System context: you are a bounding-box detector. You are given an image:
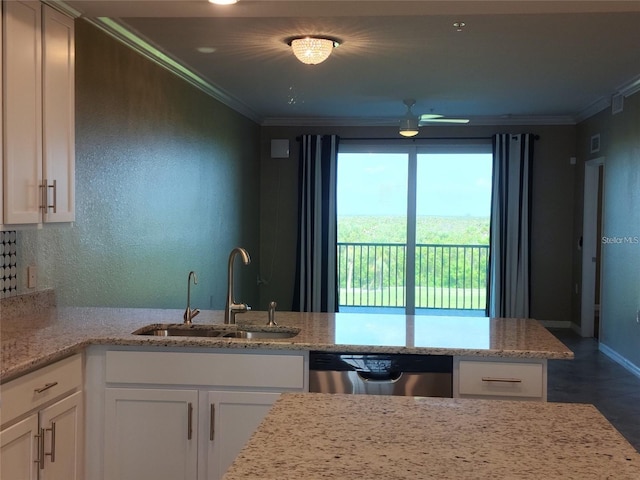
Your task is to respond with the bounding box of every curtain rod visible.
[296,135,540,142]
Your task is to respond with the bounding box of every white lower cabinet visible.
[453,356,547,401]
[205,391,280,480]
[1,414,39,479]
[104,388,198,480]
[98,349,307,480]
[0,354,84,480]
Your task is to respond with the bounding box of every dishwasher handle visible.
[356,371,403,383]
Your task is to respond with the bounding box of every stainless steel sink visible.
[234,327,300,339]
[132,324,300,339]
[132,324,230,337]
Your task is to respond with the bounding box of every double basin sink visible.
[133,323,300,340]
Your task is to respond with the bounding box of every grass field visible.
[339,286,487,310]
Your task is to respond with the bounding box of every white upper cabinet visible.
[3,0,42,225]
[2,1,75,225]
[0,2,3,225]
[42,4,75,223]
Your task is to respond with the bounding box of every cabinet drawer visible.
[106,351,304,389]
[1,354,82,426]
[458,360,543,398]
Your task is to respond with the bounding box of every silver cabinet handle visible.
[40,179,57,213]
[34,382,58,394]
[34,428,45,470]
[45,422,56,462]
[48,179,57,213]
[40,180,48,212]
[187,402,193,440]
[210,404,215,441]
[481,377,522,383]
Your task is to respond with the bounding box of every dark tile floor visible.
[548,329,640,452]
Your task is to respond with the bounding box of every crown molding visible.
[575,74,640,122]
[575,97,611,123]
[82,17,262,124]
[43,1,82,18]
[619,74,640,98]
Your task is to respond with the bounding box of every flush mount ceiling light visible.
[208,0,237,5]
[287,36,340,65]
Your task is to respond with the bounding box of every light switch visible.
[28,265,37,289]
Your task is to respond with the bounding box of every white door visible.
[205,391,280,480]
[39,391,83,480]
[105,388,198,480]
[0,414,39,480]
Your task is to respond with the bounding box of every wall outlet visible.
[27,265,37,289]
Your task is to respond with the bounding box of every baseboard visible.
[539,320,571,329]
[570,323,583,335]
[599,343,640,380]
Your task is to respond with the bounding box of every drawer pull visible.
[210,404,215,441]
[46,422,56,462]
[34,381,59,394]
[481,377,522,383]
[187,402,193,440]
[34,428,45,470]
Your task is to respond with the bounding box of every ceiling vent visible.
[611,93,624,115]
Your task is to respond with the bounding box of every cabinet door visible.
[105,388,198,480]
[0,413,39,480]
[1,3,4,226]
[39,391,83,480]
[205,391,280,480]
[3,0,42,224]
[41,4,75,223]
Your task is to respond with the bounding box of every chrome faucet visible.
[183,271,200,324]
[225,247,251,324]
[267,301,278,326]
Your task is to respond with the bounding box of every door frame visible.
[580,156,604,338]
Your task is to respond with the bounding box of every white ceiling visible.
[64,0,640,126]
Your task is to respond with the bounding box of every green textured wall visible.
[17,20,261,309]
[575,92,640,369]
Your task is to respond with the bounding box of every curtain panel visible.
[488,133,535,318]
[292,134,339,312]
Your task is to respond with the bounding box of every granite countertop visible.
[1,295,573,382]
[223,393,640,480]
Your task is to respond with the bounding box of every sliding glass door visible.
[337,150,409,311]
[337,140,492,315]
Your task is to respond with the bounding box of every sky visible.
[337,153,493,217]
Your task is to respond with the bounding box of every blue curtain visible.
[292,135,339,312]
[488,133,535,317]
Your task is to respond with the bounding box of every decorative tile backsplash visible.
[1,231,18,298]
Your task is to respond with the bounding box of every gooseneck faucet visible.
[225,247,251,324]
[183,271,200,324]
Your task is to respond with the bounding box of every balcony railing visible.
[337,242,489,311]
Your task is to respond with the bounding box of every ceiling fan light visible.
[290,37,337,65]
[399,117,419,137]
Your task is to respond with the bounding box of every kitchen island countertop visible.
[223,393,640,480]
[1,300,572,382]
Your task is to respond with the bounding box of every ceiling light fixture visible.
[208,0,237,5]
[399,100,419,137]
[287,36,340,65]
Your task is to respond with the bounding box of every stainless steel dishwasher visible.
[309,352,452,397]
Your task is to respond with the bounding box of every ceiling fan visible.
[399,99,469,137]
